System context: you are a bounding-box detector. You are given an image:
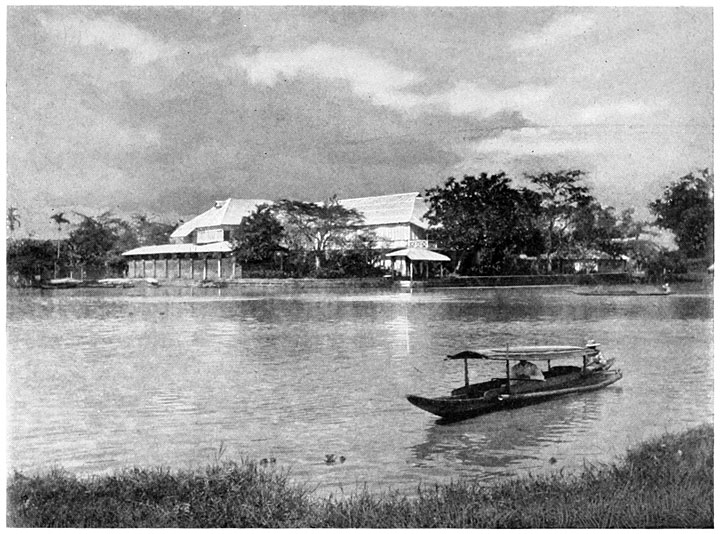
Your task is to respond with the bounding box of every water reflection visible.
[411,390,610,472]
[6,286,712,495]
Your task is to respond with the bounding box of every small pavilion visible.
[385,247,451,281]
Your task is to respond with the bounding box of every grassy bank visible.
[7,424,713,528]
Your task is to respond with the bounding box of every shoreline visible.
[18,270,711,290]
[7,424,713,528]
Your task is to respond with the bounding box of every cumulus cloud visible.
[230,43,556,119]
[511,14,597,50]
[38,13,179,65]
[228,43,423,109]
[428,81,553,117]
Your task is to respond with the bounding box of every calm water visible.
[7,284,713,496]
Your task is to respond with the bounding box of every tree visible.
[7,206,21,237]
[131,214,175,247]
[616,208,646,240]
[67,213,121,278]
[273,196,364,273]
[230,204,285,266]
[569,201,623,256]
[649,169,713,259]
[7,239,56,285]
[424,173,544,275]
[324,231,384,278]
[526,170,594,271]
[50,212,71,277]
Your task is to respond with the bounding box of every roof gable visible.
[170,198,271,238]
[339,192,428,229]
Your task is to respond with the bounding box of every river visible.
[6,284,713,496]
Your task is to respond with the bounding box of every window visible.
[196,228,224,244]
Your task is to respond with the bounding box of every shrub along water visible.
[7,424,713,528]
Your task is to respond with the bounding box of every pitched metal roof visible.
[122,242,233,256]
[385,248,450,261]
[170,198,271,238]
[339,192,429,229]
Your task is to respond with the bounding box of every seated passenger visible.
[510,359,545,383]
[585,351,607,373]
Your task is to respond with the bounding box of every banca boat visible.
[569,284,671,296]
[40,278,135,289]
[407,343,622,421]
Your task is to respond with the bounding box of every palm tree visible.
[7,206,20,238]
[50,211,70,278]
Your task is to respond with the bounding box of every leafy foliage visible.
[50,212,70,228]
[230,204,285,264]
[424,173,543,275]
[616,208,646,240]
[526,170,594,268]
[7,206,21,235]
[273,196,364,272]
[131,214,175,247]
[67,214,120,272]
[322,232,386,278]
[649,169,713,259]
[569,201,623,256]
[7,239,56,283]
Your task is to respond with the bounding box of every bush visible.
[7,239,56,284]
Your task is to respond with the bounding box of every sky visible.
[6,6,714,240]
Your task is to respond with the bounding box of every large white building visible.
[122,193,433,279]
[338,192,430,250]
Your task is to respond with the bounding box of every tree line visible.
[6,168,713,284]
[425,168,711,277]
[6,212,176,284]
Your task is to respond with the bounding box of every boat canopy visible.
[447,345,598,361]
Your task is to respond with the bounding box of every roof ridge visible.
[340,192,420,202]
[219,197,233,223]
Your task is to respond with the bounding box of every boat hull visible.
[407,370,622,421]
[569,289,670,296]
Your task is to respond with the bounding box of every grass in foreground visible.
[7,424,713,528]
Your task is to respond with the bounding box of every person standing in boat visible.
[510,360,545,383]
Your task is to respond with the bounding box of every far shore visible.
[8,270,711,292]
[76,271,715,289]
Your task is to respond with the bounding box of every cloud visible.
[230,43,556,120]
[511,14,597,51]
[428,81,553,117]
[471,126,601,157]
[575,100,660,124]
[228,43,422,109]
[38,13,179,65]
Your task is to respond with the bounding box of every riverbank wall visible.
[127,272,632,289]
[424,272,631,288]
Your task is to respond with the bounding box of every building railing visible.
[372,239,437,250]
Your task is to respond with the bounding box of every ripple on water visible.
[6,286,713,494]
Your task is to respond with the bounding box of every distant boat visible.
[569,284,671,296]
[40,278,134,289]
[406,342,622,421]
[40,277,83,289]
[94,278,135,288]
[197,279,227,288]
